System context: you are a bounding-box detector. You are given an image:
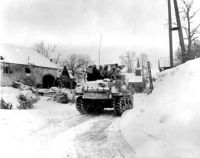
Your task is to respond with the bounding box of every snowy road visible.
[73,111,135,158]
[0,97,135,158]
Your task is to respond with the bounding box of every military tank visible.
[75,66,134,116]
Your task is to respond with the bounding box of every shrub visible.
[53,92,69,103]
[0,98,12,109]
[17,91,40,109]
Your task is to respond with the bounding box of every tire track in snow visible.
[29,114,97,138]
[28,108,135,158]
[73,111,135,158]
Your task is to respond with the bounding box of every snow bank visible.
[1,86,39,109]
[0,97,79,158]
[120,58,200,158]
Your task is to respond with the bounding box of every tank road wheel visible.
[76,96,88,114]
[122,97,127,111]
[113,97,123,116]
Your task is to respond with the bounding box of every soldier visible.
[108,64,116,79]
[115,65,122,79]
[98,65,103,79]
[100,65,108,79]
[92,65,100,80]
[86,65,94,81]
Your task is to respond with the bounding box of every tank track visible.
[113,95,133,116]
[76,96,88,114]
[113,97,123,116]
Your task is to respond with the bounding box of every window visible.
[135,69,142,76]
[25,67,31,74]
[3,66,10,74]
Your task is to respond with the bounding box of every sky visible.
[1,0,200,65]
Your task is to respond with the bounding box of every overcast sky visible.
[1,0,200,65]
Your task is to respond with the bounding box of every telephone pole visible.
[173,0,186,63]
[168,0,173,67]
[167,0,186,66]
[98,33,102,66]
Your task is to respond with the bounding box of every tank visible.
[75,73,134,116]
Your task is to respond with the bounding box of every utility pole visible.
[173,0,186,63]
[98,33,102,66]
[167,0,186,66]
[168,0,173,68]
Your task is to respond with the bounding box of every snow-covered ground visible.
[1,58,200,158]
[0,97,80,158]
[120,58,200,158]
[0,96,135,158]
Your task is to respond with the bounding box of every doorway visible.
[42,74,55,88]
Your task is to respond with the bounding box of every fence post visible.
[147,61,153,93]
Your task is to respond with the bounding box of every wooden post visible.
[158,60,162,72]
[147,61,153,93]
[173,0,186,63]
[168,0,173,68]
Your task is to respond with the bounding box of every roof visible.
[0,43,58,69]
[57,68,75,79]
[123,73,143,83]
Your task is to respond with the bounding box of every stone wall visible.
[1,62,58,87]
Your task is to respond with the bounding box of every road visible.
[72,110,135,158]
[0,97,135,158]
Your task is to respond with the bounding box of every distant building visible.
[124,62,145,93]
[0,44,59,88]
[158,58,171,72]
[56,66,76,89]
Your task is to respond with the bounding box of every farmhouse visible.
[124,66,145,93]
[0,44,59,88]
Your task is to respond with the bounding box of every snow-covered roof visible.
[123,73,143,83]
[0,43,58,69]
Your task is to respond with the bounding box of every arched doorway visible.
[42,74,55,88]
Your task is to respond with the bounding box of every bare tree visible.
[33,41,56,59]
[53,53,61,64]
[180,0,200,59]
[174,46,182,65]
[175,39,200,65]
[192,39,200,58]
[139,53,148,69]
[119,51,136,73]
[138,53,149,79]
[62,53,93,81]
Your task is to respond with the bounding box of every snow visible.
[123,73,143,83]
[1,86,39,109]
[0,43,58,69]
[1,57,200,158]
[120,58,200,158]
[0,96,132,158]
[1,87,21,109]
[0,97,79,158]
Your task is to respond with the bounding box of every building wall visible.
[1,62,58,87]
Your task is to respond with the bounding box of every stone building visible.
[0,44,59,88]
[124,63,145,93]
